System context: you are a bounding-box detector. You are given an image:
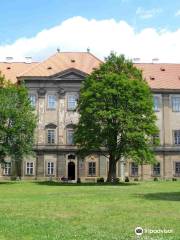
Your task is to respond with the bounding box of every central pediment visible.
[50,68,87,81]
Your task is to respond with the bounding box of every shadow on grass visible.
[137,192,180,201]
[0,181,17,185]
[34,181,139,187]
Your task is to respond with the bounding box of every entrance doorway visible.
[68,162,75,180]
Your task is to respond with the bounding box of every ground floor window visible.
[153,162,160,176]
[88,162,96,176]
[175,162,180,176]
[26,162,34,175]
[131,163,138,176]
[3,162,11,175]
[47,162,54,175]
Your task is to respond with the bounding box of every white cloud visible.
[136,7,162,19]
[175,10,180,16]
[0,16,180,63]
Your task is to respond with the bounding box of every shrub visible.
[114,178,120,183]
[97,177,104,183]
[172,178,177,181]
[134,178,139,181]
[154,177,158,181]
[125,177,129,182]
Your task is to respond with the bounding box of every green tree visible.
[0,73,37,179]
[74,53,159,182]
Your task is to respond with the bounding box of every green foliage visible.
[74,53,159,180]
[0,73,37,177]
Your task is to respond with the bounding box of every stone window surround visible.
[46,161,56,176]
[152,162,161,176]
[130,162,139,177]
[3,162,11,176]
[174,161,180,176]
[86,156,98,177]
[25,161,35,176]
[173,130,180,145]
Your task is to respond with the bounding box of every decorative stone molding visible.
[58,88,66,98]
[38,88,46,98]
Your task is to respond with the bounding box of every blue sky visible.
[0,0,180,62]
[1,0,180,44]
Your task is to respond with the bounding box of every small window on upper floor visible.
[29,94,36,108]
[67,95,77,110]
[172,96,180,112]
[47,95,56,109]
[153,96,160,112]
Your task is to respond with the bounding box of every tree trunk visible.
[107,155,117,182]
[15,160,22,180]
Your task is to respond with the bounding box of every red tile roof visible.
[0,62,38,83]
[20,52,102,78]
[1,52,180,90]
[135,63,180,90]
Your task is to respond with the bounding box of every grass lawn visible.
[0,181,179,240]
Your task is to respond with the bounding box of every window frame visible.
[172,96,180,112]
[153,96,160,112]
[88,162,96,176]
[3,162,11,176]
[173,130,180,145]
[47,162,54,175]
[175,162,180,176]
[152,162,161,176]
[47,129,56,144]
[66,128,74,145]
[47,94,57,110]
[67,94,77,111]
[26,162,34,175]
[130,162,138,177]
[29,94,36,108]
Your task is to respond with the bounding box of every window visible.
[174,130,180,145]
[47,129,55,144]
[131,163,138,176]
[29,94,36,108]
[47,162,54,175]
[153,96,160,112]
[175,162,180,175]
[67,129,74,145]
[153,163,160,176]
[3,162,11,175]
[48,95,56,109]
[172,96,180,112]
[88,162,96,176]
[67,95,77,110]
[26,162,34,175]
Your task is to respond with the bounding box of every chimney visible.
[5,57,13,63]
[133,58,141,63]
[25,57,32,64]
[152,58,159,64]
